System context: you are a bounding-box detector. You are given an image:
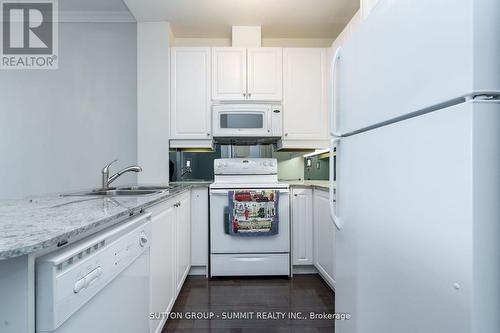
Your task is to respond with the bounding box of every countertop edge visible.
[0,185,196,261]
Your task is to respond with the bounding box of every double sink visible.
[63,185,173,197]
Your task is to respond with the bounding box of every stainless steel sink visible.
[62,189,161,197]
[116,186,172,191]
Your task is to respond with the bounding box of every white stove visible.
[209,158,291,277]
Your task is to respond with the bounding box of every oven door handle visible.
[210,190,230,196]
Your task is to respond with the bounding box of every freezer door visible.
[335,101,500,333]
[336,0,500,134]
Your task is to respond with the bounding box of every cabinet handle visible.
[207,133,210,137]
[243,93,247,98]
[248,93,252,98]
[285,133,288,137]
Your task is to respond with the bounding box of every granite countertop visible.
[283,180,331,190]
[0,184,195,260]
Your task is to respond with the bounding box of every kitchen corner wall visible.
[275,152,305,181]
[0,23,138,199]
[137,22,171,184]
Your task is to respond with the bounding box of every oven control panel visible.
[214,158,277,175]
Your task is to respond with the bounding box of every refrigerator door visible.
[335,101,500,333]
[336,0,500,134]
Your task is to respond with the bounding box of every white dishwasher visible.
[36,213,152,333]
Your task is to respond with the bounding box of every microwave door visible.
[215,111,270,137]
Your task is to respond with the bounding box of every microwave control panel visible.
[271,105,283,137]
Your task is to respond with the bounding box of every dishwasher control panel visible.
[36,214,151,332]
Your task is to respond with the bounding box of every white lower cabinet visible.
[175,193,191,296]
[313,189,336,289]
[190,187,209,268]
[292,188,314,265]
[149,200,176,333]
[291,187,335,289]
[149,191,191,333]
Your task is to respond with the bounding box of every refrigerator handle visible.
[330,47,343,137]
[329,137,342,230]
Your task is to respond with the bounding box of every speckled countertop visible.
[0,184,207,260]
[283,180,331,190]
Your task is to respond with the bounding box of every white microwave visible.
[212,104,283,138]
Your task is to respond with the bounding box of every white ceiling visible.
[123,0,360,39]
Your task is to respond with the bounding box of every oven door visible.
[210,188,290,253]
[212,104,273,137]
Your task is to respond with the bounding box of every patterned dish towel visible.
[226,190,279,237]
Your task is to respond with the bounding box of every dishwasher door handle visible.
[74,266,102,293]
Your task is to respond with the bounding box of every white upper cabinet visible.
[170,47,211,140]
[282,48,328,142]
[212,47,282,101]
[212,47,247,101]
[247,48,283,101]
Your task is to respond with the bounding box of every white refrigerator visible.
[329,1,500,332]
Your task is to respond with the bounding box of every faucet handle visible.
[102,159,118,173]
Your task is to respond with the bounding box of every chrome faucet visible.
[101,160,142,189]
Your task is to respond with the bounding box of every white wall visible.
[361,0,383,19]
[0,23,138,199]
[137,22,171,184]
[275,152,305,181]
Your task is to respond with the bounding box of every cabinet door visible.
[175,194,191,295]
[313,189,335,289]
[292,188,314,265]
[191,187,209,267]
[150,203,176,333]
[182,195,191,280]
[283,48,328,140]
[170,47,211,140]
[247,48,283,101]
[212,48,247,101]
